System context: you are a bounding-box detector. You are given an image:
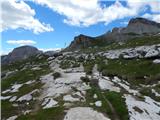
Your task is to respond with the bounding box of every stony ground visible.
[1,43,160,120]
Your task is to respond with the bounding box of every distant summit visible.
[1,46,41,64]
[66,17,160,51]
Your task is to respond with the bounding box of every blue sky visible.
[1,0,160,54]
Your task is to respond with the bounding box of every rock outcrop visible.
[65,34,94,50]
[66,17,160,51]
[1,46,41,64]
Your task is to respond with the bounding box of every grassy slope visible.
[98,59,160,85]
[81,35,160,53]
[1,55,50,91]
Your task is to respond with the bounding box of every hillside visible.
[1,17,160,120]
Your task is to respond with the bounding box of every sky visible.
[1,0,160,55]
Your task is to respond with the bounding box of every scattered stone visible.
[9,96,17,102]
[64,107,110,120]
[63,95,79,102]
[6,115,18,120]
[93,94,98,99]
[43,98,58,109]
[0,96,11,100]
[153,59,160,64]
[95,101,102,107]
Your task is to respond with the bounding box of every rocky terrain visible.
[66,17,160,50]
[1,17,160,120]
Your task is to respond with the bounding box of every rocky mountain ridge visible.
[66,17,160,50]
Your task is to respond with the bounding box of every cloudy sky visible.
[1,0,160,54]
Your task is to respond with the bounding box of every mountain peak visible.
[128,17,160,27]
[65,34,94,51]
[65,17,160,51]
[1,45,41,64]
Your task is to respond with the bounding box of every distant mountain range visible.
[1,17,160,65]
[65,17,160,50]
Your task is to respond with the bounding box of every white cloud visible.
[142,13,160,23]
[1,0,54,34]
[33,0,160,27]
[6,40,37,46]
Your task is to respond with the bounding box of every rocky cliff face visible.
[66,17,160,51]
[97,17,160,43]
[1,46,41,64]
[65,34,95,50]
[122,17,160,34]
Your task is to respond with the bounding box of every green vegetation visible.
[1,100,19,119]
[86,86,112,116]
[80,35,160,53]
[80,76,90,83]
[2,67,50,91]
[60,58,80,69]
[104,91,129,120]
[17,107,64,120]
[154,84,160,94]
[2,81,43,98]
[140,87,160,102]
[98,59,160,85]
[83,60,95,75]
[1,55,51,91]
[2,55,48,71]
[86,85,129,120]
[59,60,71,69]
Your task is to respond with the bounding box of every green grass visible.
[104,91,129,120]
[80,35,160,53]
[139,87,160,102]
[86,85,129,120]
[83,60,95,75]
[1,100,19,119]
[85,86,112,116]
[98,59,160,85]
[59,59,80,69]
[17,107,64,120]
[59,60,71,69]
[2,81,43,98]
[2,55,48,71]
[2,66,50,91]
[154,84,160,94]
